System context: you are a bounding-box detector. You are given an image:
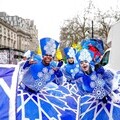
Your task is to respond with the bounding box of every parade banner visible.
[0,64,19,120]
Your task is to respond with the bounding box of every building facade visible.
[0,12,39,64]
[0,12,38,51]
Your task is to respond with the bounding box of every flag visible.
[0,64,19,120]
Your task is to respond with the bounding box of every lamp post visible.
[91,20,94,38]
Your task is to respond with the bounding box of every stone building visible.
[0,12,39,64]
[0,12,38,51]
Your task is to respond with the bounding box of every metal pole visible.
[92,20,94,38]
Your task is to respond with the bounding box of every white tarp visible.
[107,21,120,71]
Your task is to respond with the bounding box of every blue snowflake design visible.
[78,49,92,63]
[62,82,78,94]
[34,78,46,91]
[44,39,57,57]
[90,73,107,99]
[67,48,76,59]
[70,64,80,78]
[16,84,80,120]
[34,68,54,91]
[37,68,54,81]
[79,89,120,120]
[93,86,106,99]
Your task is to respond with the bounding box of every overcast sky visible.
[0,0,120,41]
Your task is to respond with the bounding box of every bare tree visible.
[94,8,120,49]
[60,0,95,51]
[60,1,120,51]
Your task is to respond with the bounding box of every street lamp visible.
[91,20,94,38]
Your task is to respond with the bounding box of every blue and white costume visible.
[75,48,120,120]
[18,50,36,84]
[75,49,113,99]
[20,37,63,92]
[63,47,79,83]
[62,47,79,93]
[16,38,79,120]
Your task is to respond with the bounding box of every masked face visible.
[43,54,53,65]
[80,60,90,72]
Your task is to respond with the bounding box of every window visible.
[4,27,6,35]
[0,36,2,44]
[4,37,6,46]
[11,32,13,38]
[0,27,2,33]
[8,30,10,37]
